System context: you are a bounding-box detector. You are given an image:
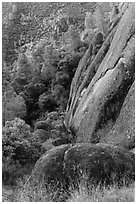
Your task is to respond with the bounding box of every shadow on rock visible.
[26,143,134,201]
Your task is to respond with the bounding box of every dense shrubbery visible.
[3,40,84,125]
[3,2,107,126]
[2,118,45,185]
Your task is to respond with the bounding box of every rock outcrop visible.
[27,143,135,201]
[65,3,135,148]
[100,82,135,150]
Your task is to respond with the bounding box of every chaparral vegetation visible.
[2,2,135,202]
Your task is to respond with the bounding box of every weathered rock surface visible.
[100,82,135,150]
[65,3,135,147]
[28,144,71,188]
[64,143,135,186]
[28,143,134,199]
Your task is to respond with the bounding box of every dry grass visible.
[67,182,135,202]
[3,176,135,202]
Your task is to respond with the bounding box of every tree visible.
[16,53,34,82]
[2,3,29,64]
[2,118,45,185]
[2,87,27,125]
[38,93,58,111]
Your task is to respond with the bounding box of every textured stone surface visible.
[65,3,135,145]
[100,82,135,150]
[64,143,135,186]
[28,143,134,190]
[28,144,71,188]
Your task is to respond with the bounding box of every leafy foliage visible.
[2,118,45,185]
[38,93,58,111]
[92,5,109,34]
[2,3,29,64]
[2,87,27,125]
[3,2,99,125]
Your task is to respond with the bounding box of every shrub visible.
[33,129,50,143]
[34,120,53,132]
[2,88,27,125]
[38,93,58,111]
[2,118,45,185]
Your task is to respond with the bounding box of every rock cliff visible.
[65,3,135,149]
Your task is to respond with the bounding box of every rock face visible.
[27,143,135,201]
[65,3,135,148]
[100,82,135,150]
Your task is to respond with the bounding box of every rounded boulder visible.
[64,143,135,186]
[28,144,71,188]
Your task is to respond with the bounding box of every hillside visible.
[2,2,135,202]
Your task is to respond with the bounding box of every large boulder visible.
[100,81,135,150]
[27,144,71,188]
[65,3,135,144]
[27,143,134,201]
[64,143,135,187]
